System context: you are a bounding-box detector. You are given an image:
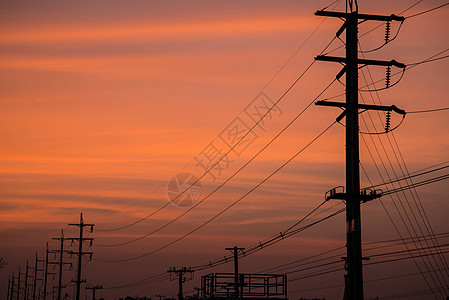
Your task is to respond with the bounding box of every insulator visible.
[386,66,391,88]
[385,111,391,133]
[385,21,391,43]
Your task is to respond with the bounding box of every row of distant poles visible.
[7,1,408,299]
[6,213,101,300]
[315,0,405,299]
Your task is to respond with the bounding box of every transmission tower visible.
[314,1,405,299]
[67,213,94,300]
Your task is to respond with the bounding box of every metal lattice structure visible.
[201,273,287,300]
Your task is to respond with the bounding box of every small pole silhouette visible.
[225,246,245,298]
[193,287,201,299]
[156,294,166,300]
[167,267,194,300]
[86,285,102,300]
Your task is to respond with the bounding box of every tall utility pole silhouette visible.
[68,213,94,300]
[225,246,245,298]
[34,251,45,300]
[86,285,102,300]
[52,230,71,300]
[168,267,194,300]
[315,1,405,299]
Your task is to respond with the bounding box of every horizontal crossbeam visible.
[315,55,406,68]
[315,101,406,115]
[315,10,405,22]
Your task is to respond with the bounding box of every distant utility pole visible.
[225,246,245,298]
[17,266,21,300]
[167,267,194,300]
[52,229,72,300]
[34,251,45,300]
[7,277,11,300]
[155,294,166,300]
[86,285,102,300]
[43,243,57,300]
[193,287,201,299]
[314,1,405,299]
[68,213,94,300]
[43,244,49,300]
[9,273,15,300]
[24,260,30,300]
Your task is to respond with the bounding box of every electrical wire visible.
[96,0,342,233]
[359,21,404,54]
[367,163,449,190]
[101,201,347,290]
[262,0,342,91]
[357,41,449,298]
[406,2,449,18]
[94,165,449,289]
[357,53,443,297]
[407,107,449,114]
[324,0,443,56]
[95,73,339,248]
[94,120,338,262]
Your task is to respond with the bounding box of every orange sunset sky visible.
[1,0,449,299]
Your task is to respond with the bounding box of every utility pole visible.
[193,287,201,299]
[86,285,102,300]
[225,246,245,298]
[43,244,49,300]
[24,260,30,300]
[314,1,405,299]
[34,251,45,300]
[155,294,166,300]
[68,213,94,300]
[7,276,11,300]
[17,267,21,300]
[167,267,194,300]
[43,243,56,300]
[52,230,71,300]
[10,273,15,300]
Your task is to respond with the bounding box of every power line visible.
[100,202,346,290]
[96,0,343,232]
[357,37,449,298]
[406,2,449,18]
[365,164,449,190]
[407,107,449,114]
[95,72,339,248]
[95,120,338,262]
